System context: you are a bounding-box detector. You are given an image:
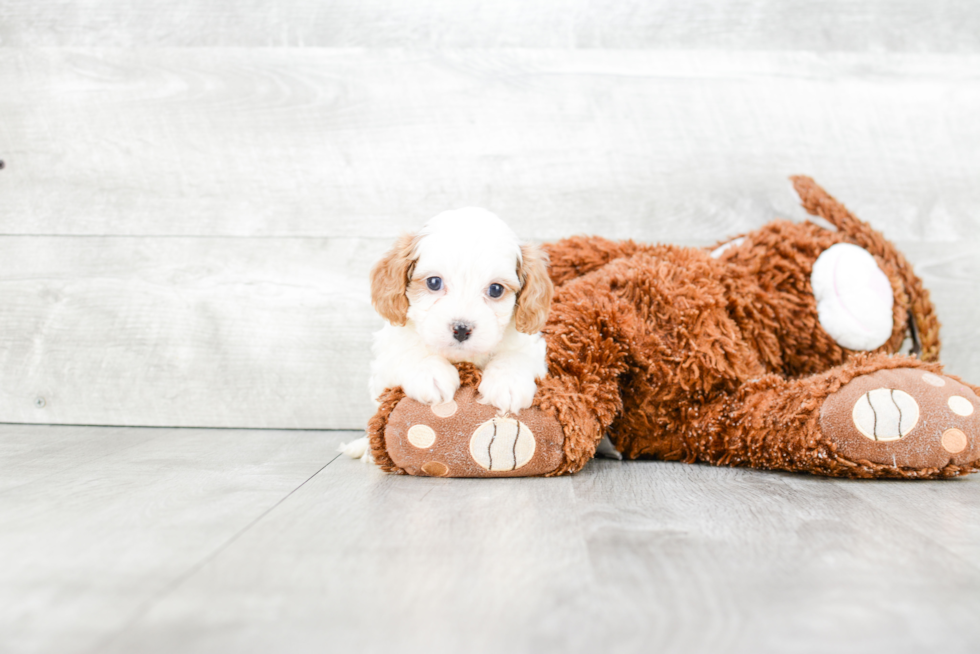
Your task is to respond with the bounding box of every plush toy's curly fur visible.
[369,178,980,479]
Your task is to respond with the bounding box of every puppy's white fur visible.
[342,208,553,462]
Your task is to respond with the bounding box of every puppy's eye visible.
[426,277,443,291]
[487,283,504,299]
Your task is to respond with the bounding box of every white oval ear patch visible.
[852,388,920,441]
[470,418,535,471]
[811,243,894,351]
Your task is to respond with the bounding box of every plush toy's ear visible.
[515,244,554,334]
[791,175,942,361]
[370,233,418,326]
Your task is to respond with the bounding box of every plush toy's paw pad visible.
[469,417,536,471]
[821,368,980,470]
[383,386,564,477]
[850,388,919,441]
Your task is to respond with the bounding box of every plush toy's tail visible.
[790,176,941,362]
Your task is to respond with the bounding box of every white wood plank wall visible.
[0,3,978,429]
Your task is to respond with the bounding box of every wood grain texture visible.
[0,237,975,430]
[0,236,383,429]
[0,424,346,654]
[2,49,979,242]
[0,424,166,493]
[845,477,980,564]
[900,243,980,384]
[101,444,591,654]
[1,1,979,51]
[7,423,976,654]
[571,460,980,653]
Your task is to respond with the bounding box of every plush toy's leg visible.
[367,364,572,477]
[625,354,980,479]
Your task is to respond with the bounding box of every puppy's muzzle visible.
[452,322,473,343]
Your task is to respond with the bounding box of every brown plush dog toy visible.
[368,177,980,479]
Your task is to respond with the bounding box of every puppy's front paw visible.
[478,367,537,415]
[403,357,461,406]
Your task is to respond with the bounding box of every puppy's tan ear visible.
[370,233,418,326]
[515,244,554,334]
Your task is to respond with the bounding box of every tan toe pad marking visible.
[948,396,975,417]
[431,400,458,418]
[921,372,946,387]
[407,424,437,449]
[421,461,449,476]
[942,429,968,454]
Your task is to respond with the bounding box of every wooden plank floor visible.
[3,424,980,654]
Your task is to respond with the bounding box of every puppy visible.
[340,208,553,461]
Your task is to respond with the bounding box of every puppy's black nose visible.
[452,323,473,343]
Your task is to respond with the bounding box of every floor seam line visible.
[87,452,341,654]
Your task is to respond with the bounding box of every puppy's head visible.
[370,208,553,360]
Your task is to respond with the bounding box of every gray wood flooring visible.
[3,424,980,654]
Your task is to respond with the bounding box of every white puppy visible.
[341,208,553,461]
